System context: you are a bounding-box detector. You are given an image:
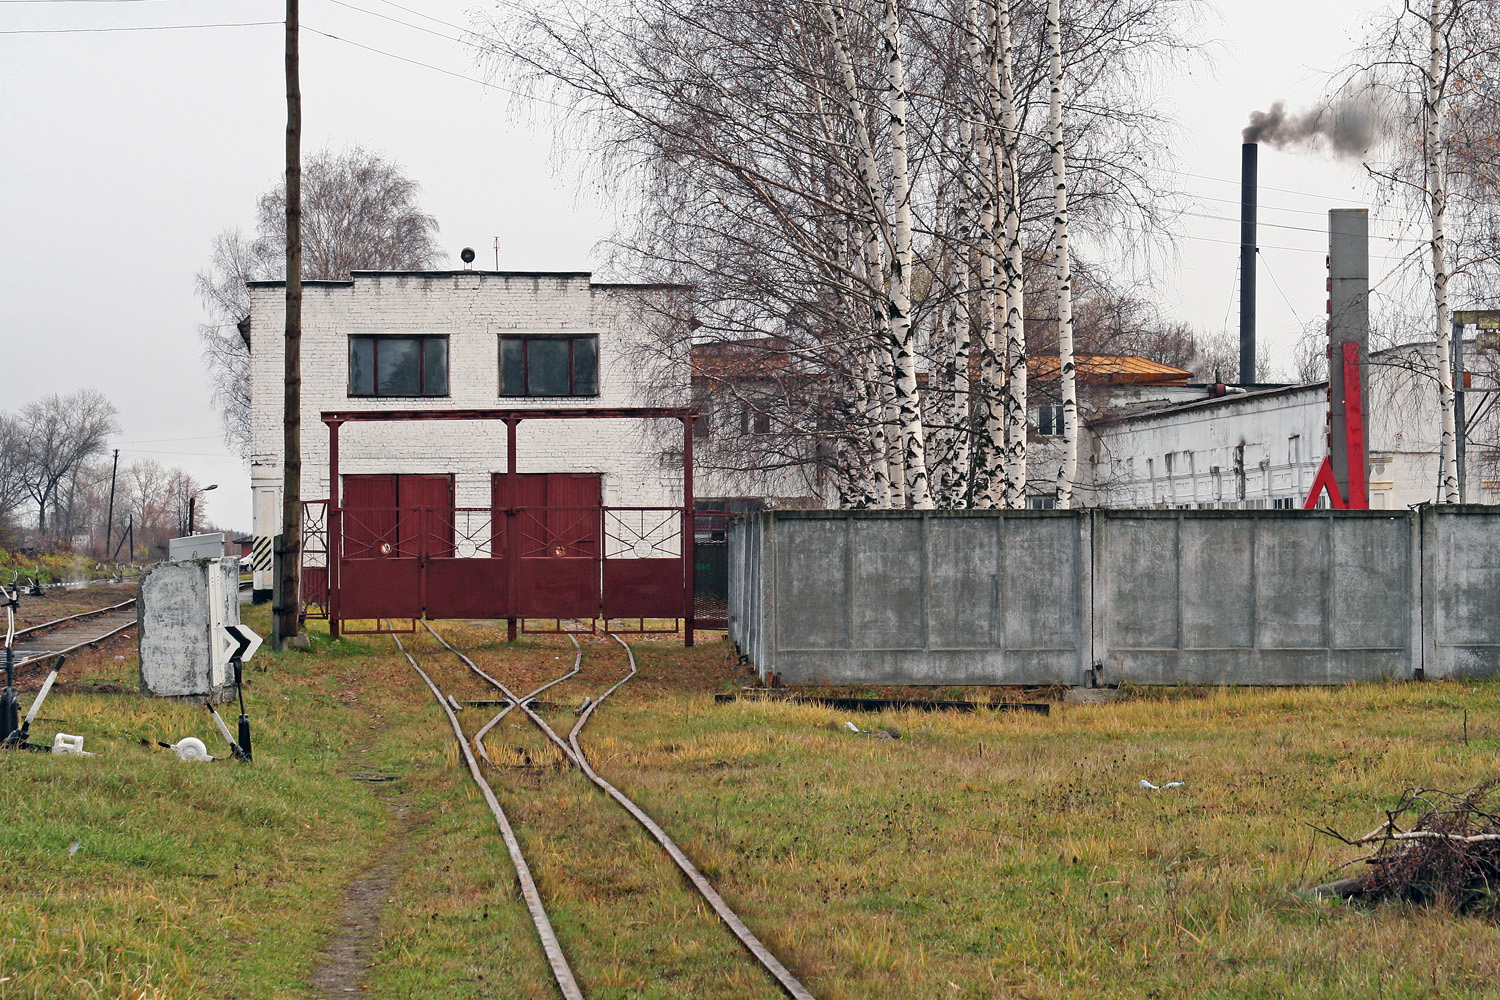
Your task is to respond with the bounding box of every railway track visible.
[9,598,138,670]
[392,622,818,1000]
[14,597,136,641]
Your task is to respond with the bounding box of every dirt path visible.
[307,827,405,998]
[307,681,413,999]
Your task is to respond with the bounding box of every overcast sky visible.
[0,0,1388,530]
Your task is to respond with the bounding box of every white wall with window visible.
[246,271,690,568]
[1083,342,1500,510]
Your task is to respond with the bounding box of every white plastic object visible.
[172,737,214,762]
[51,733,93,756]
[845,721,860,733]
[1139,779,1185,790]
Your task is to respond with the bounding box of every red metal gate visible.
[336,474,455,622]
[318,407,699,643]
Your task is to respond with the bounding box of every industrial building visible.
[1069,339,1500,510]
[244,270,713,634]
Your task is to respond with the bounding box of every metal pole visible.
[683,414,695,648]
[1454,317,1467,500]
[1239,142,1258,384]
[328,419,341,639]
[189,496,197,536]
[506,418,518,643]
[274,0,303,649]
[104,448,118,560]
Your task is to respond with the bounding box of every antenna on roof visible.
[460,247,476,270]
[493,236,500,270]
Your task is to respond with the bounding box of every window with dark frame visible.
[348,335,449,397]
[738,404,771,434]
[499,335,599,397]
[1035,403,1065,437]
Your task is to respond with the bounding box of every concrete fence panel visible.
[1095,511,1413,686]
[743,511,1090,686]
[729,507,1494,687]
[1423,507,1500,678]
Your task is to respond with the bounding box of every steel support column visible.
[506,417,519,643]
[328,418,342,638]
[683,413,695,647]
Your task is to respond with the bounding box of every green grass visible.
[3,614,1500,998]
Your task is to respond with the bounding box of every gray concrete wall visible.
[732,511,1091,686]
[1423,507,1500,678]
[729,507,1500,686]
[1094,510,1414,685]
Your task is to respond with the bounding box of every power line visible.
[1178,169,1368,206]
[1186,189,1409,227]
[301,23,568,110]
[117,434,226,444]
[1259,251,1305,328]
[364,0,468,33]
[324,0,478,51]
[117,447,241,457]
[1181,209,1430,246]
[0,18,277,31]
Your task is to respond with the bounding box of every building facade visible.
[1082,342,1500,510]
[247,270,691,598]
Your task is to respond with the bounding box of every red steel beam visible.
[323,407,694,424]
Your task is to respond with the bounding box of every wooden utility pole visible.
[103,448,118,559]
[274,0,303,649]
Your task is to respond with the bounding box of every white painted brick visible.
[249,273,690,539]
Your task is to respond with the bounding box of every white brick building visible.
[1080,341,1500,510]
[247,270,691,598]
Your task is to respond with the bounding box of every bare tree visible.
[0,415,29,545]
[1292,318,1330,384]
[1047,0,1078,507]
[15,390,118,541]
[196,145,445,455]
[480,0,1196,507]
[112,459,208,558]
[1347,0,1500,502]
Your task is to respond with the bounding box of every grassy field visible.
[2,596,1500,998]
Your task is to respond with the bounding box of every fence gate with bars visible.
[301,407,720,644]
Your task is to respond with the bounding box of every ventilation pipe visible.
[1240,142,1258,384]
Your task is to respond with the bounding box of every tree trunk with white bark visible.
[1428,0,1460,503]
[1048,0,1078,508]
[884,0,933,509]
[998,0,1028,508]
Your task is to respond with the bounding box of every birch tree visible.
[481,0,1196,507]
[1047,0,1078,507]
[1350,0,1500,503]
[1422,0,1460,503]
[997,0,1029,508]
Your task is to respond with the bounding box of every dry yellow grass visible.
[4,614,1499,998]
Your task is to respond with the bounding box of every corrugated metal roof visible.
[1028,355,1193,385]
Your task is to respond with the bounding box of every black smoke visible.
[1242,98,1377,158]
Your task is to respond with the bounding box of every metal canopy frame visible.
[321,406,697,644]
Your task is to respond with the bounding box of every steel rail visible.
[14,598,137,640]
[422,622,818,1000]
[421,622,577,765]
[13,617,137,670]
[390,629,584,1000]
[472,633,582,764]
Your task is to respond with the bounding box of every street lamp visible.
[189,484,218,536]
